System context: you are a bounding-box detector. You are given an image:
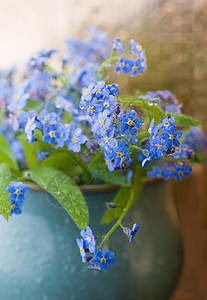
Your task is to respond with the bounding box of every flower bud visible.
[166,146,175,155]
[105,202,117,209]
[187,149,194,160]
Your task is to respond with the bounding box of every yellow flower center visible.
[105,137,109,143]
[100,120,104,126]
[89,107,94,111]
[176,147,181,151]
[104,102,109,108]
[15,97,19,101]
[132,66,137,71]
[50,131,55,137]
[157,144,161,150]
[157,174,163,179]
[128,120,135,127]
[117,151,123,158]
[72,137,76,143]
[178,171,184,176]
[45,117,50,121]
[101,257,106,263]
[27,123,30,128]
[169,135,174,140]
[105,161,109,165]
[136,45,142,51]
[119,62,124,68]
[86,237,91,243]
[15,189,21,195]
[164,122,169,127]
[11,204,16,210]
[86,90,90,95]
[96,89,100,94]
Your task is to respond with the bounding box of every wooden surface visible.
[169,165,207,300]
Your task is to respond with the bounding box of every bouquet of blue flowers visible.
[0,27,206,272]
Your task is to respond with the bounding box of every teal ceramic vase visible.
[0,181,182,300]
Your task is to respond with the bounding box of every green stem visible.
[123,135,146,153]
[98,187,135,249]
[119,223,125,230]
[97,55,120,79]
[123,135,131,148]
[45,64,81,105]
[73,154,93,182]
[131,145,143,152]
[95,235,105,239]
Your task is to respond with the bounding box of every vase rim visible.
[19,177,156,194]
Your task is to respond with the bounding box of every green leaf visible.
[88,160,131,187]
[0,134,18,170]
[101,167,142,224]
[101,187,130,224]
[88,148,103,165]
[0,163,11,220]
[34,129,43,141]
[42,152,76,173]
[27,99,41,112]
[18,133,46,169]
[119,97,165,122]
[88,149,131,187]
[172,113,201,127]
[137,131,150,146]
[30,166,88,229]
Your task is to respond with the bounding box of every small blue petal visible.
[94,250,104,259]
[90,257,101,265]
[99,262,108,272]
[104,251,114,260]
[107,258,117,266]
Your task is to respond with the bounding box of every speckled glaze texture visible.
[0,181,182,300]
